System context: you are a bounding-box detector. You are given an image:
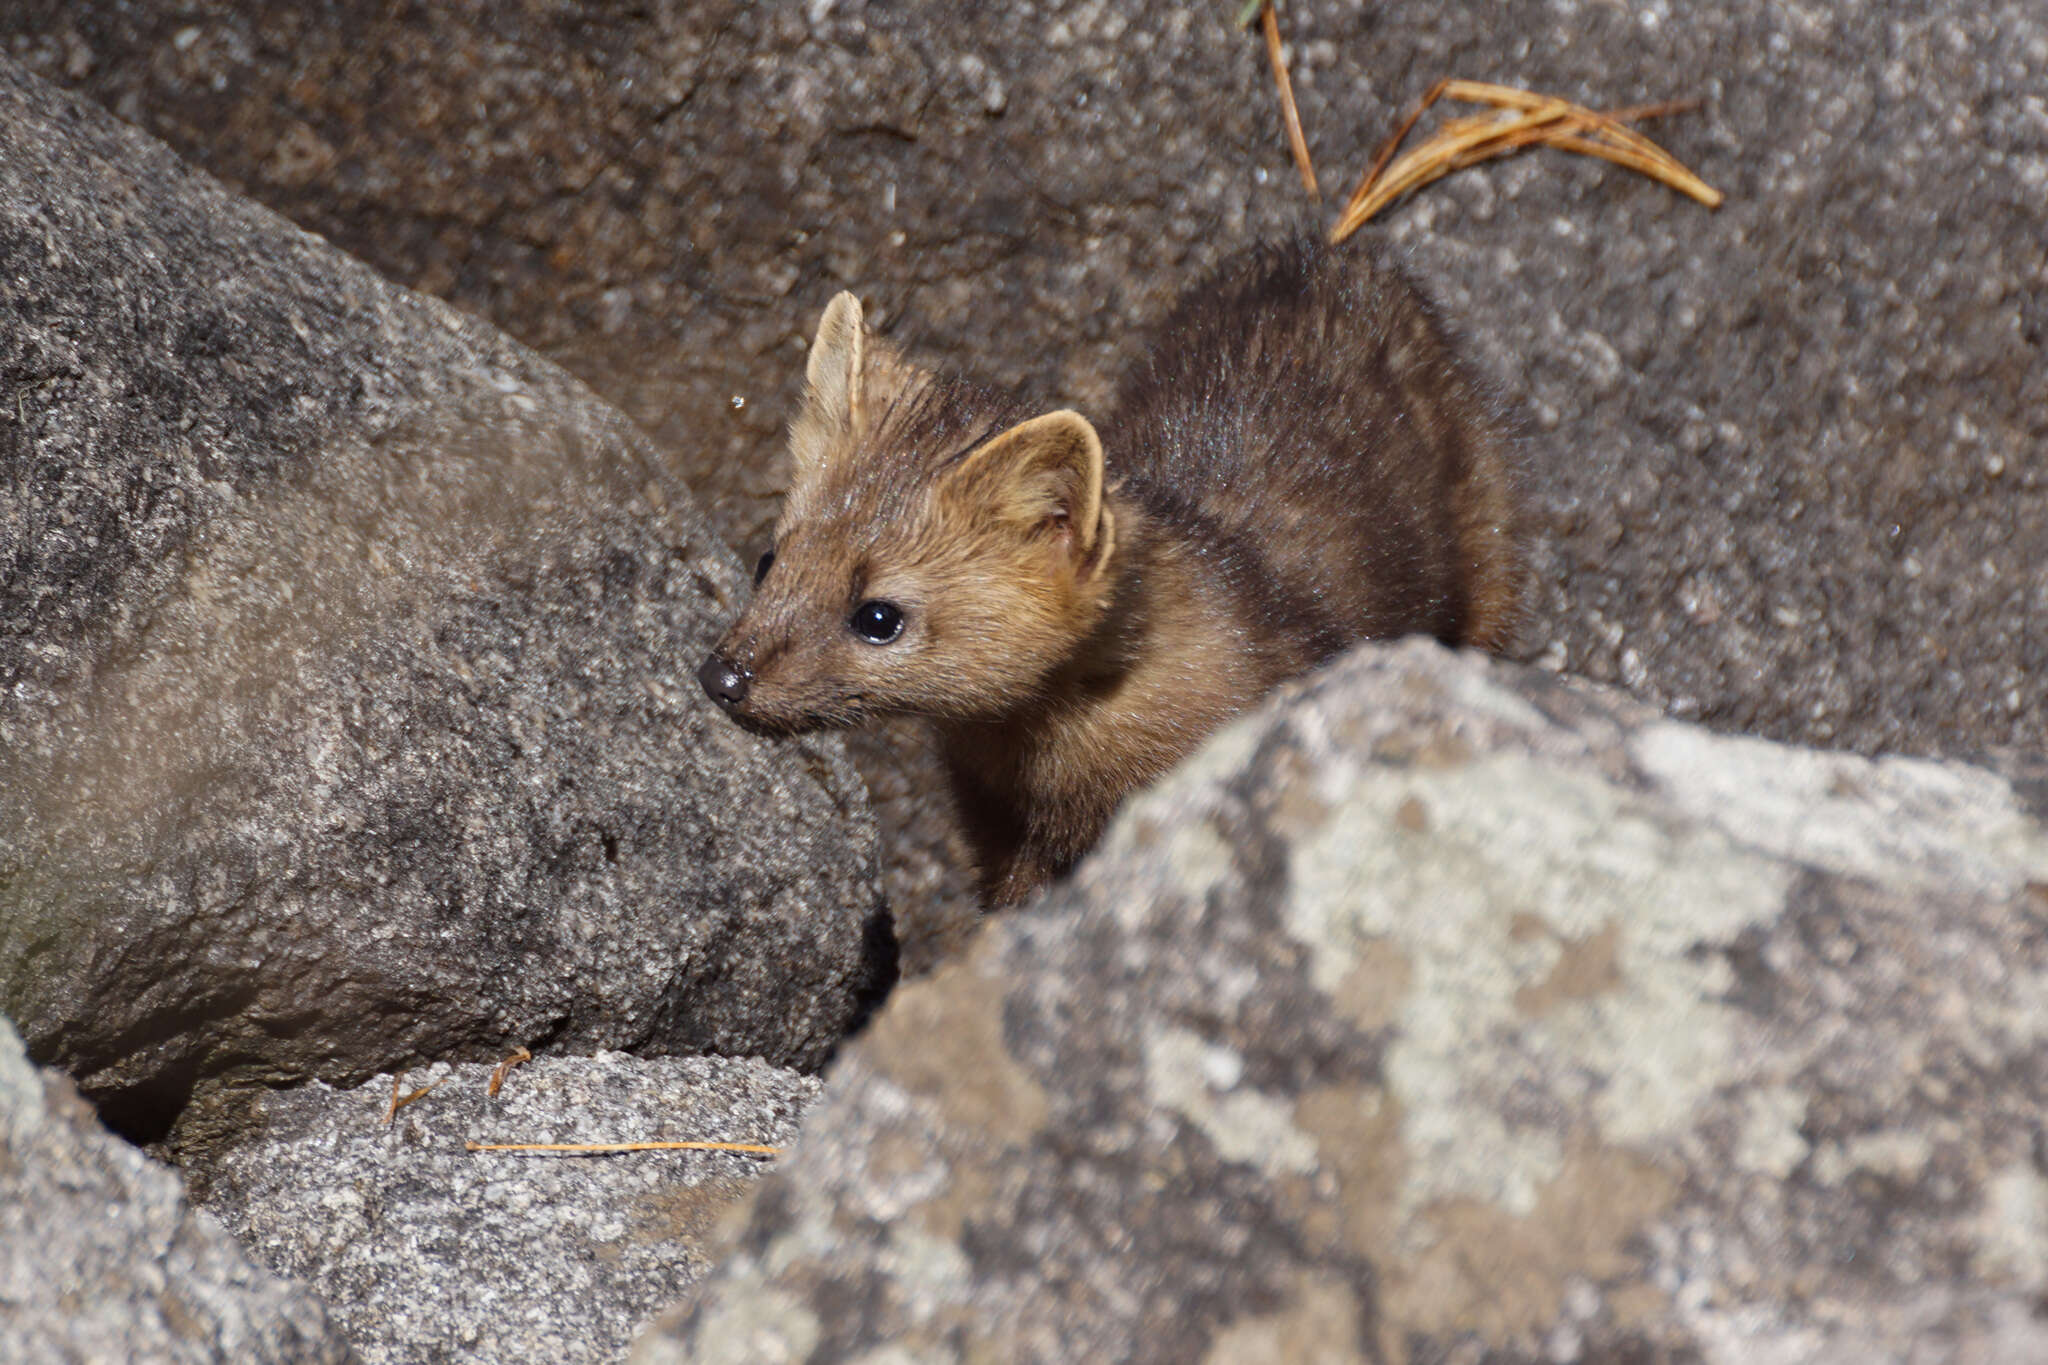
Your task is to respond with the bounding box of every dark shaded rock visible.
[0,56,889,1139]
[0,1011,354,1364]
[10,0,2041,968]
[638,640,2048,1363]
[185,1051,819,1365]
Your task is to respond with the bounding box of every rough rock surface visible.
[0,1011,354,1364]
[185,1051,819,1365]
[640,639,2048,1364]
[11,0,2040,968]
[0,57,890,1141]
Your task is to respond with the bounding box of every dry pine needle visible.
[465,1140,784,1157]
[1330,77,1722,242]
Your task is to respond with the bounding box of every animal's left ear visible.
[940,410,1112,575]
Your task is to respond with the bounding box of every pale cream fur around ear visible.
[788,291,865,482]
[943,410,1111,573]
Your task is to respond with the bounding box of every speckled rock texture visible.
[9,0,2039,971]
[0,57,891,1142]
[183,1051,819,1365]
[0,1012,354,1364]
[639,639,2048,1364]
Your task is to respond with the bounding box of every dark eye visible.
[753,550,775,585]
[849,599,905,644]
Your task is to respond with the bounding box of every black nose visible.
[697,653,751,708]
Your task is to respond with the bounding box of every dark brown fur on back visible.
[1108,239,1522,657]
[702,239,1523,906]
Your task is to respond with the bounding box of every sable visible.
[701,240,1524,906]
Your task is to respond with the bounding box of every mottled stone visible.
[0,57,890,1139]
[10,0,2046,969]
[186,1051,820,1365]
[640,641,2048,1363]
[0,1012,353,1364]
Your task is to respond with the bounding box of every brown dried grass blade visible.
[1352,76,1451,210]
[1546,133,1722,208]
[464,1140,784,1156]
[1329,79,1721,243]
[383,1073,448,1126]
[486,1046,533,1097]
[1260,0,1320,200]
[1439,80,1671,162]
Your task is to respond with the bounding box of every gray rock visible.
[639,640,2048,1363]
[187,1051,820,1365]
[0,1011,354,1364]
[0,56,891,1140]
[15,0,2042,968]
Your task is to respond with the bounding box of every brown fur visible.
[703,240,1524,906]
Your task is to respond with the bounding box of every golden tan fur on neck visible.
[937,497,1310,903]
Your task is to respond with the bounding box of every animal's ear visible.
[940,410,1112,575]
[806,292,864,430]
[788,292,865,483]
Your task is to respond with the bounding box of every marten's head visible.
[699,292,1118,734]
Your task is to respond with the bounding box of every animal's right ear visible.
[805,292,865,432]
[788,292,864,483]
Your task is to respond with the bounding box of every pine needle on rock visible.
[1330,77,1722,242]
[1257,1,1320,200]
[382,1072,449,1126]
[486,1046,533,1097]
[464,1140,784,1157]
